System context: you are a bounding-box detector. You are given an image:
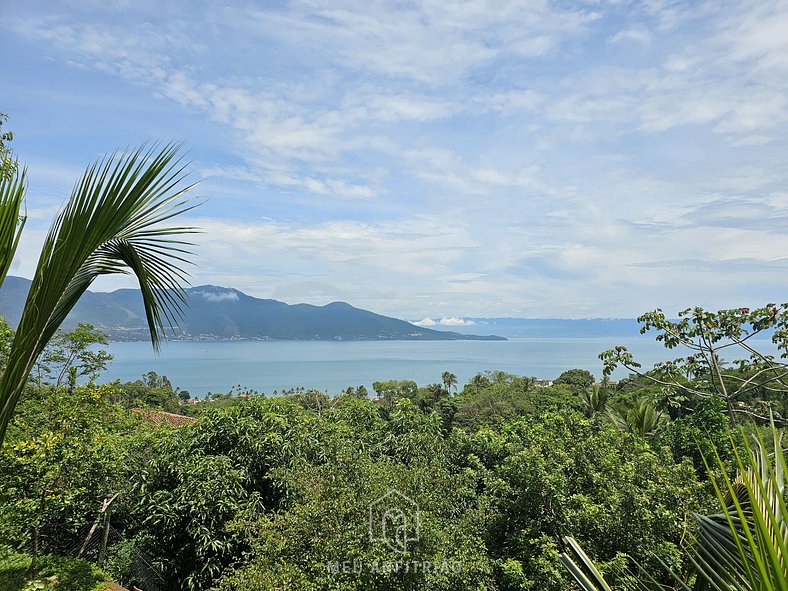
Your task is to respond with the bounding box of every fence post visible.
[98,500,114,566]
[79,493,118,561]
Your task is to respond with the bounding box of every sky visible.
[2,0,788,320]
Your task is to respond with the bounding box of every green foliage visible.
[562,421,788,591]
[690,424,788,590]
[441,371,458,392]
[606,396,668,437]
[453,374,576,432]
[0,384,140,551]
[0,549,107,591]
[465,413,703,590]
[600,304,788,425]
[219,448,495,591]
[0,365,735,591]
[580,385,609,418]
[123,397,310,590]
[555,368,595,390]
[372,380,419,410]
[341,385,370,399]
[107,371,187,413]
[105,386,708,591]
[0,143,199,448]
[0,316,14,373]
[0,112,18,181]
[33,323,112,389]
[661,396,731,472]
[0,148,25,286]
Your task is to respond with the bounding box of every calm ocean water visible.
[100,336,717,397]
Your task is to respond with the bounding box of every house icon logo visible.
[369,489,420,553]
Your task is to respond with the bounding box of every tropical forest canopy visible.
[2,302,788,590]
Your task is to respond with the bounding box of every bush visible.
[0,548,107,591]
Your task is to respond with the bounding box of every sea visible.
[98,335,743,397]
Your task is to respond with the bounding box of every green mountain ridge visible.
[0,276,505,341]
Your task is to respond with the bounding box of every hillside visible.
[0,277,505,341]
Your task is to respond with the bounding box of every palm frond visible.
[0,161,26,286]
[690,426,788,591]
[0,143,199,446]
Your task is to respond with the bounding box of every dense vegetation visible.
[4,303,788,590]
[0,372,706,590]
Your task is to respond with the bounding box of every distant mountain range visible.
[0,276,505,341]
[412,316,643,338]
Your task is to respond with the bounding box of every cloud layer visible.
[4,0,788,318]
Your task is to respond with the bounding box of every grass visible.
[0,548,108,591]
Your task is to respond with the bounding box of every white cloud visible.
[193,289,240,303]
[5,0,788,319]
[239,0,599,84]
[437,317,475,326]
[413,317,475,326]
[413,318,436,326]
[609,27,652,45]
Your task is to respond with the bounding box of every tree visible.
[0,383,138,576]
[469,372,490,394]
[474,412,703,591]
[579,384,607,418]
[141,371,173,391]
[554,368,595,390]
[110,373,182,412]
[606,396,667,437]
[34,323,112,389]
[0,143,199,447]
[561,422,788,591]
[341,384,369,399]
[371,379,418,410]
[599,305,788,425]
[0,112,17,181]
[441,371,458,392]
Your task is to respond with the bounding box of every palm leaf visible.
[690,426,788,591]
[560,536,615,591]
[0,143,199,446]
[0,161,26,286]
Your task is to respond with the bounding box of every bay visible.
[101,336,710,397]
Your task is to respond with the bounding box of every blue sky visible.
[3,0,788,320]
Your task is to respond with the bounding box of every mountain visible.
[0,277,505,341]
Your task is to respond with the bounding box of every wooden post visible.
[80,493,118,561]
[78,516,102,558]
[98,502,112,566]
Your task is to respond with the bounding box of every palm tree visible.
[606,396,667,437]
[580,384,608,419]
[442,371,458,393]
[0,144,198,447]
